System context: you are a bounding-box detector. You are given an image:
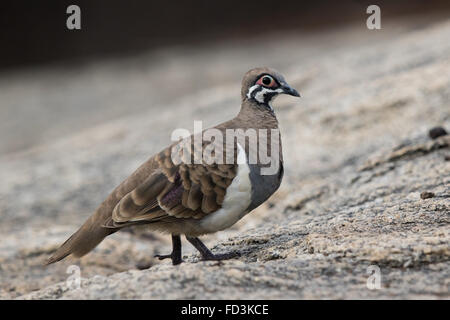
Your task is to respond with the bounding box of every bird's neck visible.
[236,100,279,129]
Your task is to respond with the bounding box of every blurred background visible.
[0,0,449,299]
[1,0,450,154]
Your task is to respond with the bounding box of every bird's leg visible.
[186,236,239,261]
[155,234,183,265]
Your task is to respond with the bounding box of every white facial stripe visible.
[246,84,260,99]
[254,88,283,104]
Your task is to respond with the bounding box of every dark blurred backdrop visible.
[1,0,450,72]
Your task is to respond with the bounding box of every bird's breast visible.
[198,143,252,233]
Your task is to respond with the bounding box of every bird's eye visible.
[257,75,277,88]
[262,76,272,85]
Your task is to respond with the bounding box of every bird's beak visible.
[281,83,300,97]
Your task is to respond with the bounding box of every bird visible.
[46,67,300,266]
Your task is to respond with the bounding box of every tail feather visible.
[45,214,116,265]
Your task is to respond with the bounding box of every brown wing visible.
[105,134,238,228]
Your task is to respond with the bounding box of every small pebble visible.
[420,191,435,199]
[428,126,447,139]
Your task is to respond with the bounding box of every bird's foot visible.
[201,251,240,261]
[155,235,183,265]
[154,253,183,265]
[186,236,240,263]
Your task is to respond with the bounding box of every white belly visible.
[198,143,252,233]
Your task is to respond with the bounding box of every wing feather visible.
[110,135,237,227]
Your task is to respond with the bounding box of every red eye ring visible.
[256,75,277,88]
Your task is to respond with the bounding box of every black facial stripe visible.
[252,87,277,102]
[264,91,278,104]
[249,86,278,112]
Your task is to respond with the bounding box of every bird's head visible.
[241,67,300,110]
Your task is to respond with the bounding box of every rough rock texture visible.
[1,17,449,299]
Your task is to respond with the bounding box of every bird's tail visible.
[45,212,116,265]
